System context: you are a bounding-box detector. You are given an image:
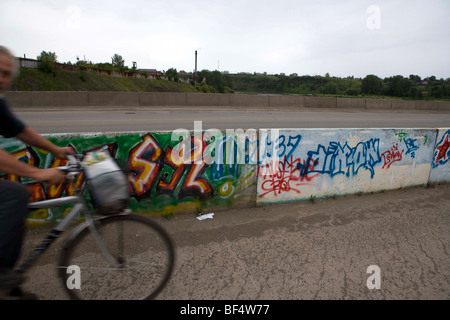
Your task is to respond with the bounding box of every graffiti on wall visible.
[0,131,258,222]
[432,129,450,168]
[257,129,436,202]
[1,127,447,219]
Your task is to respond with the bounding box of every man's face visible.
[0,54,13,94]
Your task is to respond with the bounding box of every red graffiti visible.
[128,134,163,199]
[0,144,83,202]
[127,133,213,201]
[178,135,213,199]
[0,147,39,183]
[381,143,404,169]
[435,134,450,165]
[258,155,318,198]
[157,145,186,194]
[0,147,45,202]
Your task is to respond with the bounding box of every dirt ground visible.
[18,183,450,300]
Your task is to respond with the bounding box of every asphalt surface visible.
[12,106,450,134]
[20,183,450,301]
[7,107,449,306]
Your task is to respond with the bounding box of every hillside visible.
[10,68,199,93]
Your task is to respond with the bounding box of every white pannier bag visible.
[82,150,129,215]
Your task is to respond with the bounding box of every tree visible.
[37,51,57,74]
[409,74,421,84]
[166,68,179,82]
[408,86,422,99]
[361,74,382,95]
[385,75,412,97]
[111,54,125,71]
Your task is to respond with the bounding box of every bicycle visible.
[14,152,175,300]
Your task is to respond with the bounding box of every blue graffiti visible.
[404,138,419,159]
[303,139,381,178]
[210,135,259,180]
[260,133,302,163]
[432,130,450,168]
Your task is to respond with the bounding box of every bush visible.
[79,71,87,82]
[37,51,57,74]
[361,75,382,95]
[408,86,422,99]
[346,88,360,96]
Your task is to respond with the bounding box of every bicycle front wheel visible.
[58,213,175,300]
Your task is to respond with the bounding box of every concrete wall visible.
[0,130,258,223]
[1,127,448,223]
[429,128,450,183]
[256,128,438,204]
[6,91,450,112]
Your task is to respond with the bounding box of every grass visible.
[11,68,199,93]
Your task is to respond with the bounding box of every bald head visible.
[0,46,16,94]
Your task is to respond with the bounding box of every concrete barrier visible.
[139,92,187,106]
[257,128,437,204]
[0,130,258,222]
[4,91,450,113]
[4,91,32,107]
[88,92,139,106]
[365,98,392,110]
[428,128,450,183]
[229,94,269,107]
[438,101,450,112]
[269,95,305,108]
[415,100,439,111]
[33,91,89,107]
[187,93,230,106]
[1,126,448,222]
[337,97,365,109]
[304,96,336,108]
[391,100,416,110]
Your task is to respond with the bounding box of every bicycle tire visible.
[58,213,175,300]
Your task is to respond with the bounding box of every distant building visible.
[139,68,163,78]
[16,56,163,80]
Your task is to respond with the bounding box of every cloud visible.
[1,0,449,78]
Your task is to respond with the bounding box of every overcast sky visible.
[1,0,449,79]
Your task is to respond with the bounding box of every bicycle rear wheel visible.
[58,213,175,300]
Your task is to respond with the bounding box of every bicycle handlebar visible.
[56,154,83,175]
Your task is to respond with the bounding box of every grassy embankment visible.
[11,68,199,93]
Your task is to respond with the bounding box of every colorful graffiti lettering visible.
[128,133,213,201]
[128,134,164,199]
[381,143,404,169]
[433,130,450,168]
[259,132,302,164]
[305,139,381,178]
[0,144,86,221]
[1,127,446,219]
[0,146,40,183]
[0,131,259,220]
[258,155,318,198]
[395,131,408,142]
[404,138,419,158]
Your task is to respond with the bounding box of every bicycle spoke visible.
[59,214,174,300]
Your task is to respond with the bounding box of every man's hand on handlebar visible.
[38,147,77,185]
[54,146,76,160]
[37,168,66,185]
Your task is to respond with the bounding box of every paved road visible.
[13,106,450,134]
[21,183,450,301]
[11,107,450,306]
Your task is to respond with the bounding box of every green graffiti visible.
[1,132,258,222]
[395,132,408,142]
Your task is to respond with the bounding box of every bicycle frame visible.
[15,185,89,274]
[15,152,130,275]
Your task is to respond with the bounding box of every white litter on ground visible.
[196,213,214,220]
